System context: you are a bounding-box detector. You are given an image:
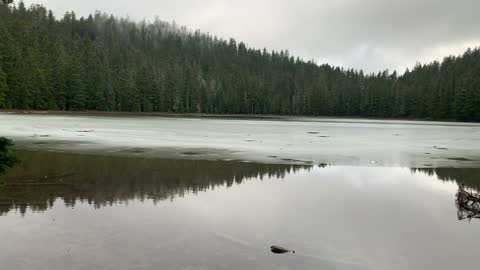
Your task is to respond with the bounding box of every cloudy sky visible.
[23,0,480,73]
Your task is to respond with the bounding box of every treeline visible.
[0,2,479,121]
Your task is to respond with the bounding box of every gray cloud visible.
[23,0,480,72]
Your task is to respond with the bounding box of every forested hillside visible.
[0,1,479,121]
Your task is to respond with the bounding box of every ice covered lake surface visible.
[1,113,480,270]
[1,112,480,167]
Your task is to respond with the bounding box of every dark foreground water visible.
[0,150,479,270]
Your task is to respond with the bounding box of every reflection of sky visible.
[1,166,477,270]
[179,167,464,269]
[176,167,473,269]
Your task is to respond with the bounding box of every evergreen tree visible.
[0,67,8,108]
[0,3,478,121]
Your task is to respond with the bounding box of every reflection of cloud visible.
[421,177,459,194]
[333,167,458,194]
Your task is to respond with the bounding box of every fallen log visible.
[456,185,480,220]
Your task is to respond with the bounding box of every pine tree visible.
[67,53,87,110]
[0,67,8,108]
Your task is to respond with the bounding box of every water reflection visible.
[2,151,480,223]
[412,168,480,191]
[456,185,480,220]
[2,151,480,270]
[412,168,480,221]
[0,150,311,215]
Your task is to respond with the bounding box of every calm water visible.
[1,150,479,270]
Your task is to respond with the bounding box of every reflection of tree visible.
[456,185,480,221]
[412,168,480,222]
[411,168,480,191]
[0,150,311,215]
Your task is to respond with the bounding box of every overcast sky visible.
[23,0,480,73]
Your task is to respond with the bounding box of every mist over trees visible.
[0,2,479,121]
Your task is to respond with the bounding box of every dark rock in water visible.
[33,142,48,145]
[31,134,51,138]
[270,245,295,254]
[281,158,312,164]
[181,151,201,156]
[447,157,473,161]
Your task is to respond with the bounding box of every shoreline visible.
[0,109,463,123]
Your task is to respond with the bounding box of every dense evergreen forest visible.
[0,1,479,121]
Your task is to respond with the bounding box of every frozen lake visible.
[1,113,480,167]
